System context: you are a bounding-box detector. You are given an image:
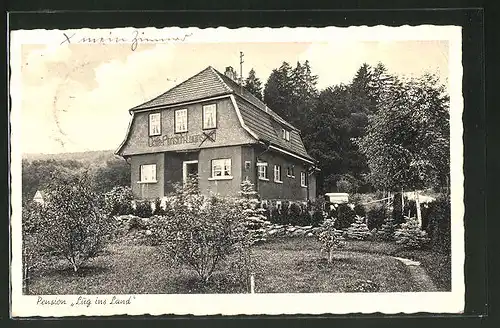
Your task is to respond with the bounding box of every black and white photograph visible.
[10,26,464,316]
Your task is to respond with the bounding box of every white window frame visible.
[300,171,307,187]
[287,165,295,178]
[203,104,217,130]
[281,128,290,141]
[174,108,188,133]
[276,200,282,211]
[149,113,161,136]
[139,164,157,183]
[209,158,232,180]
[274,165,283,183]
[257,162,268,181]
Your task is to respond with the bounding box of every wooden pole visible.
[415,190,422,228]
[250,273,255,294]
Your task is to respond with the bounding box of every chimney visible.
[224,66,238,81]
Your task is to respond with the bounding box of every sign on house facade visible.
[115,66,318,201]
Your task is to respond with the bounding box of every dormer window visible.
[203,104,217,129]
[281,128,290,141]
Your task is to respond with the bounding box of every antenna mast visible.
[239,51,244,93]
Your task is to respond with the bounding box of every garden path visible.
[393,256,438,292]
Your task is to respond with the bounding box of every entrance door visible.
[182,160,199,188]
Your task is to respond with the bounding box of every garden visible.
[22,176,451,295]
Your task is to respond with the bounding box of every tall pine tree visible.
[244,68,263,100]
[263,62,294,121]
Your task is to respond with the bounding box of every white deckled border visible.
[10,25,465,317]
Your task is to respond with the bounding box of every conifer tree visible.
[346,215,371,240]
[377,216,397,241]
[238,179,269,244]
[244,68,263,100]
[394,216,430,249]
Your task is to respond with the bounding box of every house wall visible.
[308,173,317,201]
[254,148,310,201]
[199,145,242,197]
[241,145,256,184]
[164,151,199,194]
[119,97,256,156]
[130,153,165,200]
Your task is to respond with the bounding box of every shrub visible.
[279,201,290,225]
[104,186,134,216]
[269,206,281,224]
[426,195,451,253]
[288,202,302,226]
[310,209,325,227]
[394,216,431,249]
[318,218,344,263]
[366,205,387,230]
[377,216,397,241]
[332,203,356,230]
[155,178,251,283]
[298,206,313,226]
[346,215,371,240]
[134,200,153,218]
[36,174,115,272]
[152,197,165,216]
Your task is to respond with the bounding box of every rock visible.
[292,229,306,237]
[307,233,314,237]
[287,227,297,232]
[302,225,313,230]
[145,230,152,236]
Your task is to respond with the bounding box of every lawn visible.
[27,237,422,295]
[340,240,451,291]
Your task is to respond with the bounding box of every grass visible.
[26,238,420,295]
[252,238,416,293]
[340,240,451,291]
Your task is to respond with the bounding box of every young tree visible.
[37,173,114,272]
[318,218,344,263]
[244,68,263,100]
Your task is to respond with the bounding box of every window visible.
[211,158,232,179]
[139,164,157,183]
[282,128,290,141]
[149,113,161,136]
[203,104,217,129]
[257,162,268,180]
[174,109,188,133]
[274,165,282,183]
[300,171,307,187]
[276,201,282,211]
[244,161,252,171]
[287,165,295,178]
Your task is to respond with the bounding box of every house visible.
[33,190,45,205]
[115,66,318,201]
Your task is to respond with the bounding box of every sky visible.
[17,37,449,154]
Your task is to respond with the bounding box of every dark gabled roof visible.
[214,70,297,131]
[236,98,313,161]
[131,67,232,110]
[128,66,314,162]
